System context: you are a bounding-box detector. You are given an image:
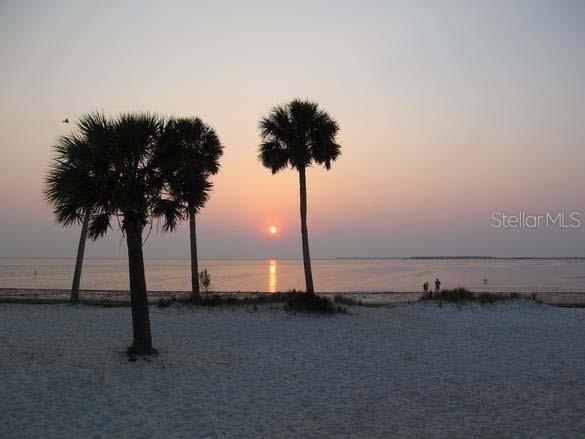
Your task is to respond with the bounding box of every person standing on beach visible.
[435,278,441,293]
[423,281,431,298]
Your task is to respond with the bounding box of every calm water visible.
[1,258,585,292]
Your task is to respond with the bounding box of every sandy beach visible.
[1,301,585,438]
[2,1,584,437]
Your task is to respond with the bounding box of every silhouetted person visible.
[423,281,431,299]
[435,278,441,293]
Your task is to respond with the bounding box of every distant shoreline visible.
[2,256,585,261]
[336,256,585,260]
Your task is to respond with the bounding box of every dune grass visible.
[333,294,363,306]
[284,292,347,314]
[425,288,541,305]
[158,291,352,314]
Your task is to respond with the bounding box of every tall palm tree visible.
[89,113,167,355]
[258,100,341,294]
[45,113,110,302]
[48,112,166,354]
[155,117,223,299]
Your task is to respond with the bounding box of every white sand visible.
[1,302,585,438]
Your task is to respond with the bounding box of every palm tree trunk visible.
[70,209,91,302]
[188,205,200,300]
[298,166,315,294]
[125,216,155,355]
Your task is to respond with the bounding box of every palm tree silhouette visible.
[45,113,110,302]
[155,117,223,299]
[92,113,169,354]
[49,113,164,354]
[258,100,341,294]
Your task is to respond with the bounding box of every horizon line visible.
[2,256,585,261]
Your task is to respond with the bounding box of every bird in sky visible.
[62,118,69,123]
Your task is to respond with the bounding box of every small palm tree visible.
[258,100,341,294]
[155,117,223,299]
[44,113,110,302]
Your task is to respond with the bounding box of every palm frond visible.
[44,134,94,226]
[88,211,111,240]
[258,141,289,174]
[52,201,84,227]
[186,177,212,213]
[258,105,294,172]
[309,109,341,169]
[152,198,185,232]
[258,105,291,142]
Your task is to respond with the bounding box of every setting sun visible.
[269,226,277,235]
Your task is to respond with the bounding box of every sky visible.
[1,0,585,259]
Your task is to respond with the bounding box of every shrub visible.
[333,294,363,306]
[175,291,347,314]
[284,292,346,314]
[426,288,527,305]
[157,296,176,308]
[183,293,289,307]
[199,269,211,293]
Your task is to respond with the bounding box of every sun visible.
[269,226,277,235]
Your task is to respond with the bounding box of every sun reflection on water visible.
[268,259,277,293]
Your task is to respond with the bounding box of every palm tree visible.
[155,117,223,299]
[258,100,341,294]
[88,113,167,354]
[46,112,198,354]
[45,113,110,302]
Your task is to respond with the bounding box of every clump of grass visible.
[424,288,536,305]
[476,292,508,304]
[157,296,176,308]
[333,294,363,306]
[431,287,475,302]
[174,292,346,314]
[162,291,351,314]
[529,293,544,304]
[185,293,289,307]
[285,292,346,314]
